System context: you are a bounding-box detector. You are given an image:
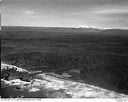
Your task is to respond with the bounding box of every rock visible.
[16,86,21,90]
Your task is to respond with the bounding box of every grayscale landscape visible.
[1,0,128,98]
[1,26,128,98]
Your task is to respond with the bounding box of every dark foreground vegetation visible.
[1,67,32,82]
[1,26,128,95]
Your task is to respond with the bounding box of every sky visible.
[1,0,128,29]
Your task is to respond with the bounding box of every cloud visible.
[25,10,35,15]
[1,0,128,29]
[96,9,128,14]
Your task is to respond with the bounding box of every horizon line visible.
[1,25,128,30]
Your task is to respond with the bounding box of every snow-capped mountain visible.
[74,25,102,32]
[74,25,95,28]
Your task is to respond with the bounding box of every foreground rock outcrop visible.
[1,62,128,98]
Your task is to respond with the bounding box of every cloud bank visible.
[1,0,128,29]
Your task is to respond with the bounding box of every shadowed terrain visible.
[1,26,128,97]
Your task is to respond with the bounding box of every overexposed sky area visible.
[1,0,128,29]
